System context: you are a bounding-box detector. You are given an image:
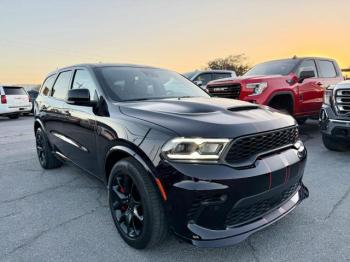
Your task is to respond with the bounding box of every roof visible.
[184,69,235,74]
[46,63,161,76]
[264,56,338,63]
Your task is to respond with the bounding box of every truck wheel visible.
[322,134,349,152]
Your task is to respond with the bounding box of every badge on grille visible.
[213,87,228,92]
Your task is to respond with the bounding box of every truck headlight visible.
[162,138,230,161]
[246,82,268,96]
[324,89,333,105]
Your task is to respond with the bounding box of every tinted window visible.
[3,87,26,95]
[318,60,337,78]
[297,60,317,77]
[72,70,97,101]
[183,71,197,79]
[194,73,212,85]
[213,73,232,80]
[245,60,298,76]
[40,75,56,96]
[52,71,72,100]
[96,67,209,101]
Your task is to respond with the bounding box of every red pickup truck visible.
[206,57,344,124]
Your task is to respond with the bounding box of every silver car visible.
[183,70,236,89]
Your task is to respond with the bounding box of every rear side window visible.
[318,60,337,78]
[3,87,26,95]
[72,70,97,101]
[40,75,56,96]
[52,71,72,100]
[297,60,318,77]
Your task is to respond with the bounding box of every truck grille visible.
[225,182,299,227]
[207,84,241,99]
[225,126,299,164]
[335,89,350,114]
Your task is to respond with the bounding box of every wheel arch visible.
[267,91,295,114]
[105,141,156,184]
[34,118,45,133]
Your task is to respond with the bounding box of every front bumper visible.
[190,184,308,247]
[156,147,308,247]
[319,105,350,140]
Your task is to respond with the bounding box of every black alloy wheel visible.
[108,158,168,249]
[35,128,62,169]
[110,173,144,238]
[36,130,47,167]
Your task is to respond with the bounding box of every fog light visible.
[294,140,306,159]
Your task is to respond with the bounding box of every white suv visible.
[0,86,32,119]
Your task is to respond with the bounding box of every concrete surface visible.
[0,116,349,262]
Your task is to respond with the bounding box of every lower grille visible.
[207,84,241,99]
[335,89,350,114]
[225,182,299,227]
[225,126,299,164]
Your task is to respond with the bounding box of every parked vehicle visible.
[34,64,308,249]
[206,57,344,124]
[0,86,32,119]
[320,81,350,151]
[183,70,236,89]
[27,89,39,113]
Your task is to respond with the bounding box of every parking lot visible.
[0,116,349,262]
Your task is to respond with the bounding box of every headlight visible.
[246,82,268,96]
[162,138,230,161]
[324,89,333,105]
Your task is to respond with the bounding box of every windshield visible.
[244,60,299,76]
[182,71,197,79]
[96,67,209,101]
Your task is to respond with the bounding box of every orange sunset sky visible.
[0,0,349,85]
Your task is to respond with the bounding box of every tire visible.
[297,118,307,125]
[8,114,19,119]
[322,134,349,152]
[108,157,168,249]
[35,128,63,169]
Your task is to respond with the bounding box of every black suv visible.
[34,64,309,249]
[320,80,350,151]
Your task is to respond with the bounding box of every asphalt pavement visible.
[0,116,349,262]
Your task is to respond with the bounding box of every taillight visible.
[1,95,7,104]
[29,95,32,102]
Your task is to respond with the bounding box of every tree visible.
[206,54,250,76]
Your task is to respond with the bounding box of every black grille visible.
[207,84,241,99]
[225,182,299,227]
[225,126,299,164]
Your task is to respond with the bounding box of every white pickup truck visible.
[0,86,32,119]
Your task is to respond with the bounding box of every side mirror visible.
[66,89,96,107]
[194,80,203,87]
[298,70,315,83]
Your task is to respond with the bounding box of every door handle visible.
[316,82,323,86]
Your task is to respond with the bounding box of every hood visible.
[118,97,296,138]
[208,74,286,85]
